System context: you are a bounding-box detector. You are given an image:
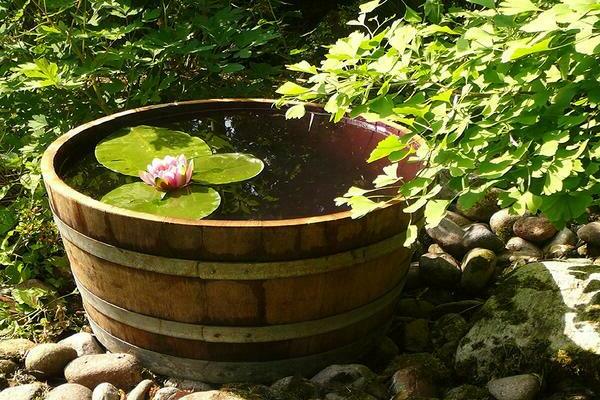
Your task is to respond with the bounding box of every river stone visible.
[431,314,469,364]
[397,298,434,319]
[0,382,45,400]
[0,360,17,375]
[426,218,466,258]
[153,387,184,400]
[513,216,557,243]
[271,376,319,399]
[463,223,504,252]
[383,353,451,387]
[65,353,142,390]
[431,300,484,319]
[179,391,245,400]
[164,378,211,392]
[544,228,577,258]
[456,188,501,222]
[487,374,541,400]
[443,384,489,400]
[47,383,92,400]
[403,319,430,352]
[25,343,77,377]
[455,260,600,383]
[577,222,600,247]
[505,237,542,260]
[460,248,496,293]
[419,252,461,288]
[0,339,35,361]
[445,210,472,227]
[59,332,104,357]
[428,243,446,254]
[311,364,376,391]
[390,366,437,399]
[92,383,121,400]
[127,379,155,400]
[490,209,521,242]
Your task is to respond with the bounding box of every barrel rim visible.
[41,98,409,228]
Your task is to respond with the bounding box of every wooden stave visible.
[42,99,419,262]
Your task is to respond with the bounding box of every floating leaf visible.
[193,153,264,185]
[96,125,211,176]
[101,182,221,219]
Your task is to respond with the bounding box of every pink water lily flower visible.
[139,154,194,191]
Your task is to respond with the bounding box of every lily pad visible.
[193,153,265,184]
[95,125,212,176]
[101,182,221,219]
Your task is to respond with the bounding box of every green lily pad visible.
[193,153,265,184]
[95,125,212,176]
[101,182,221,219]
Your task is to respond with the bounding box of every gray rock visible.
[0,383,45,400]
[426,218,466,258]
[443,384,489,400]
[513,216,558,243]
[490,209,521,242]
[390,365,437,398]
[428,243,446,254]
[271,376,319,399]
[403,319,430,353]
[577,222,600,247]
[153,387,183,400]
[505,237,542,260]
[431,314,469,349]
[455,260,600,383]
[311,364,376,391]
[59,332,104,357]
[65,353,142,390]
[25,343,77,377]
[463,223,504,252]
[460,248,496,293]
[92,382,121,400]
[487,374,540,400]
[0,339,35,361]
[383,353,450,391]
[544,228,577,259]
[419,252,461,288]
[0,359,17,375]
[397,298,434,319]
[127,379,155,400]
[47,383,92,400]
[164,377,211,392]
[445,210,472,227]
[456,189,501,222]
[179,391,245,400]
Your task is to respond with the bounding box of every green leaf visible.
[540,192,593,227]
[193,154,264,185]
[431,89,453,103]
[285,104,306,119]
[101,183,221,219]
[424,199,450,228]
[359,0,381,13]
[468,0,495,8]
[0,208,17,236]
[502,38,552,62]
[368,135,409,163]
[543,159,573,195]
[498,0,539,15]
[404,5,421,23]
[345,196,384,218]
[404,224,418,247]
[575,34,600,55]
[276,82,311,95]
[95,125,211,176]
[286,61,318,74]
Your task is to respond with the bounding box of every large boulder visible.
[455,260,600,383]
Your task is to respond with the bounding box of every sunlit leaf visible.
[95,125,211,176]
[102,182,221,219]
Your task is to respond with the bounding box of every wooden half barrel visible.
[41,99,421,383]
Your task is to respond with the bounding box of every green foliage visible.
[0,0,285,339]
[278,0,600,245]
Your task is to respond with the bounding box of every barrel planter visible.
[41,99,420,383]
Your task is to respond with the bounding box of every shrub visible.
[277,0,600,246]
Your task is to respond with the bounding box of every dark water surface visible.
[62,110,386,220]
